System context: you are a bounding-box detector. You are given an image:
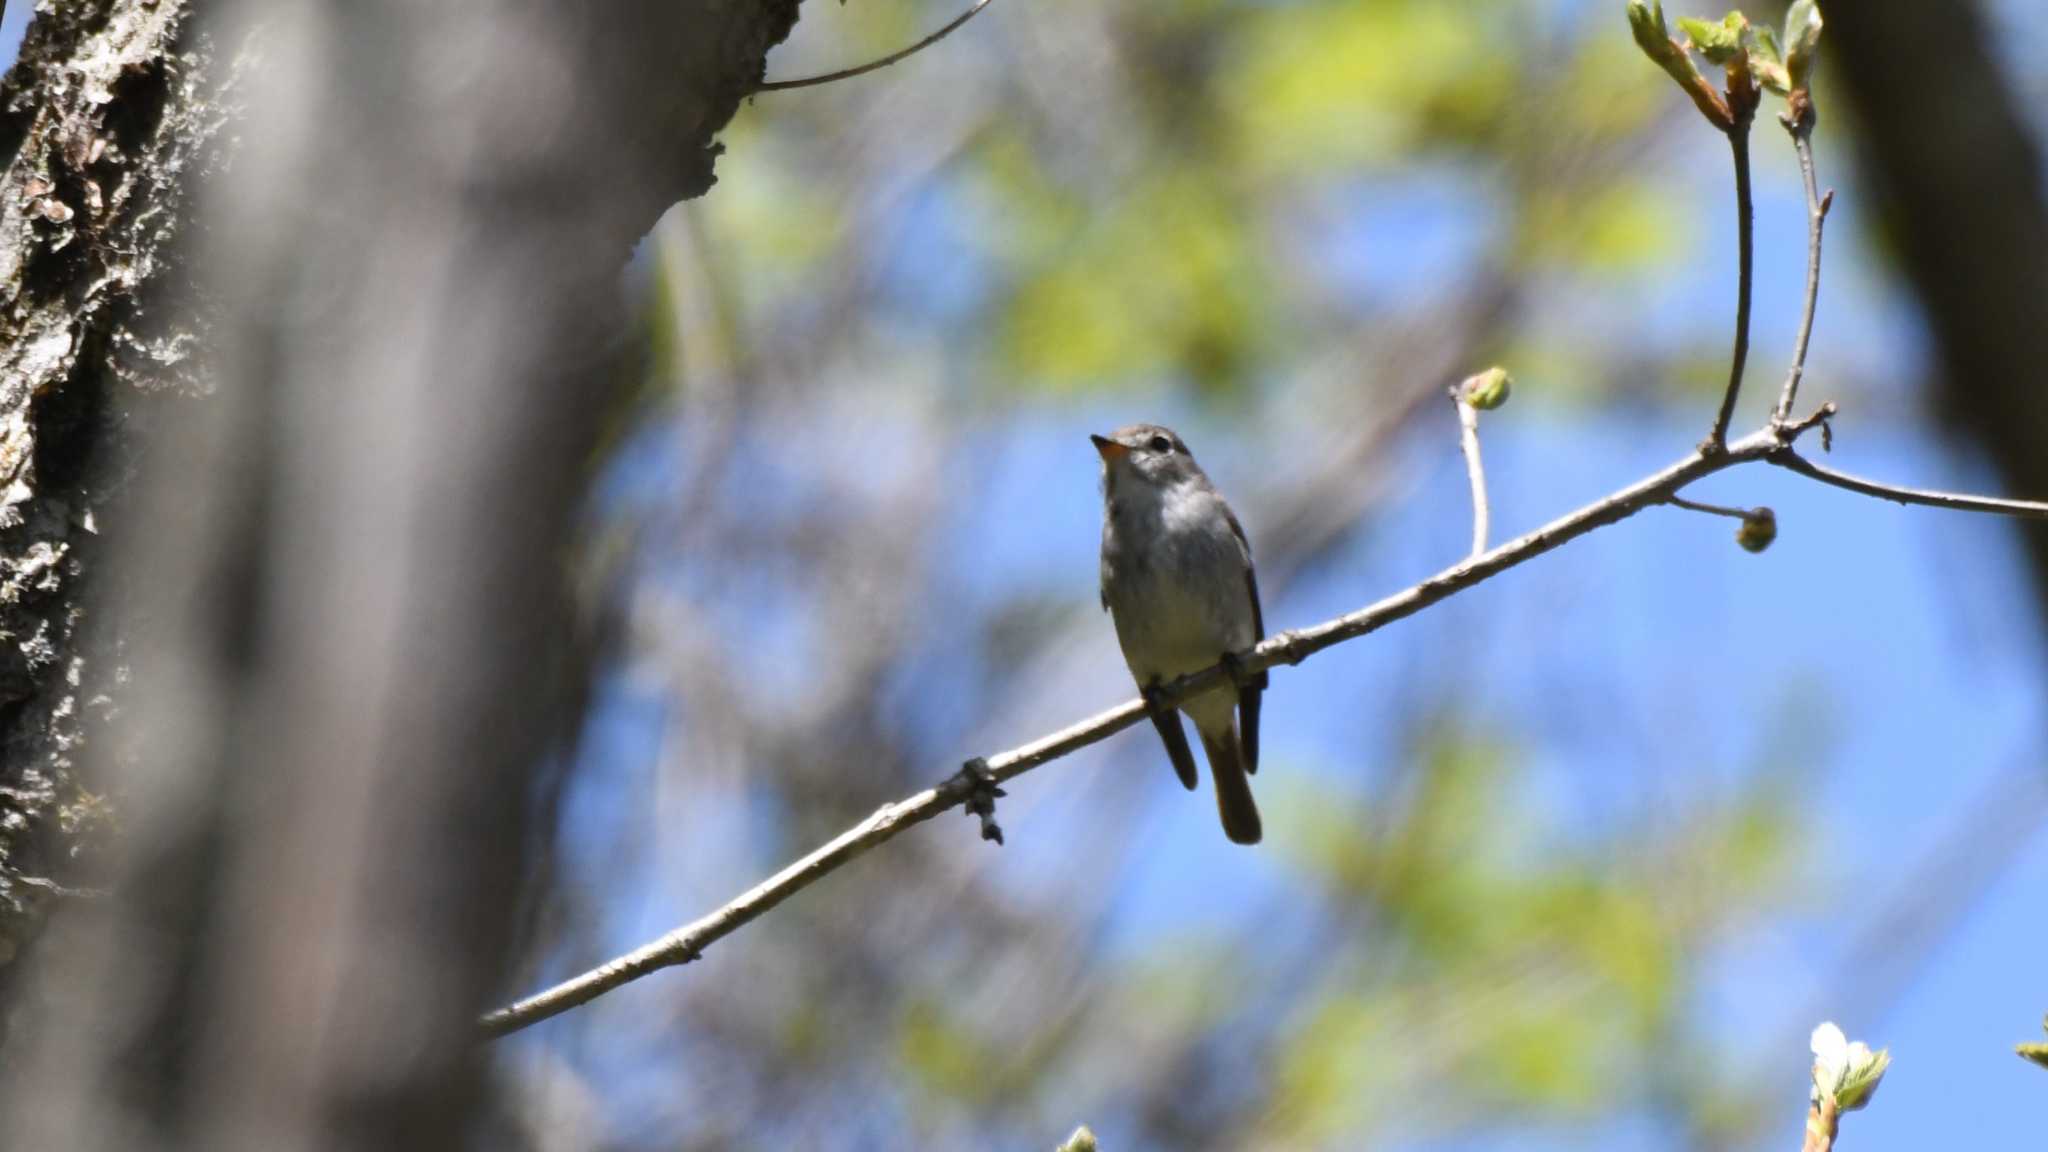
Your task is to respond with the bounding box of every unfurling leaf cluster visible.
[1810,1022,1888,1113]
[1626,2,1824,128]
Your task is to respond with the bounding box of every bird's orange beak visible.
[1090,433,1127,461]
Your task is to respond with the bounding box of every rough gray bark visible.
[0,1,803,1145]
[0,0,218,1011]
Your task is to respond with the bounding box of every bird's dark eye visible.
[1148,434,1173,454]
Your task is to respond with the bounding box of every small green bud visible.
[1811,1022,1889,1112]
[1785,0,1823,91]
[1460,367,1513,411]
[1736,507,1776,553]
[1627,0,1674,61]
[1056,1127,1099,1152]
[1627,1,1736,128]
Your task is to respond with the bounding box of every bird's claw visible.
[957,756,1006,845]
[1218,649,1268,692]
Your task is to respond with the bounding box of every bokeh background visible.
[48,0,2013,1147]
[495,2,2048,1149]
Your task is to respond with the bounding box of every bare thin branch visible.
[1781,401,1837,443]
[1666,494,1754,521]
[1802,1097,1840,1152]
[479,410,2048,1037]
[482,424,1808,1038]
[1451,388,1489,557]
[1707,118,1757,449]
[1769,451,2048,519]
[1774,94,1834,424]
[755,0,998,93]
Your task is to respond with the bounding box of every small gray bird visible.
[1094,424,1267,845]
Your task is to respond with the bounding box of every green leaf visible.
[1748,25,1789,93]
[2020,1015,2048,1070]
[1835,1045,1889,1111]
[1678,13,1748,65]
[1749,25,1783,66]
[1674,18,1719,52]
[1810,1023,1889,1112]
[1784,0,1823,89]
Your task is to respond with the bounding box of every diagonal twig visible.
[1666,494,1758,521]
[1774,91,1834,425]
[755,0,999,93]
[1767,450,2048,519]
[1451,387,1490,558]
[1706,116,1757,449]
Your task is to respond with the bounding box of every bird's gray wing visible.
[1149,702,1200,791]
[1224,505,1266,775]
[1099,537,1113,612]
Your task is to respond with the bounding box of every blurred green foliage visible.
[684,0,1724,407]
[1262,727,1793,1144]
[1221,2,1513,173]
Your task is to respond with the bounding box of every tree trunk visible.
[0,0,214,1018]
[0,2,802,1147]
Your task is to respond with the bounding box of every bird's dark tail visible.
[1200,722,1262,845]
